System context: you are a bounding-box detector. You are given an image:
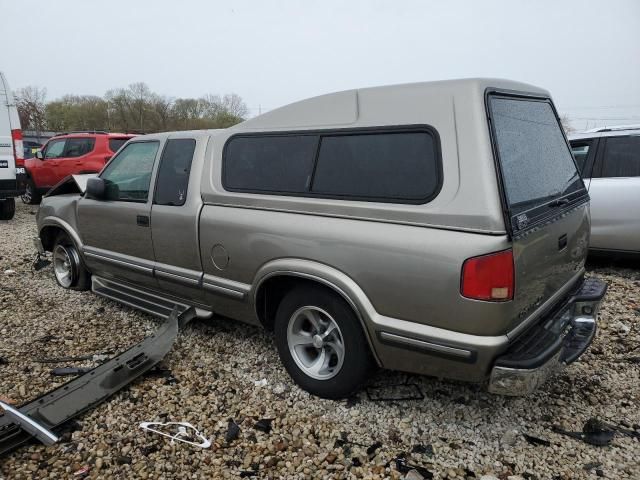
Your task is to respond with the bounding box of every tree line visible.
[15,82,249,134]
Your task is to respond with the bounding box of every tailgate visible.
[487,92,590,329]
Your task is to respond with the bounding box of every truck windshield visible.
[488,95,585,217]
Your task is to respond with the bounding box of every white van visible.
[0,71,25,220]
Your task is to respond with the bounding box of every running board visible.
[92,276,190,319]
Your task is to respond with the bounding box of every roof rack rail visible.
[585,124,640,133]
[55,130,110,136]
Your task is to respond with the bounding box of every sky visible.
[1,0,639,130]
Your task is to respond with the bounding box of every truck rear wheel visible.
[274,285,373,399]
[52,232,90,291]
[0,198,15,220]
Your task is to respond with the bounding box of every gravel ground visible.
[1,201,639,480]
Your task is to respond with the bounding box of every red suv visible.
[21,131,137,204]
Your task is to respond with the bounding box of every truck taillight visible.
[461,249,514,301]
[11,129,24,167]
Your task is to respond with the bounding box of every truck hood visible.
[46,174,97,197]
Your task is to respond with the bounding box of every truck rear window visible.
[488,95,586,220]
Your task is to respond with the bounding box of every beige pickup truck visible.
[36,78,607,398]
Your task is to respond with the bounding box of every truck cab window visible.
[154,138,196,206]
[100,141,159,201]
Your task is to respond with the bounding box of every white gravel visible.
[1,201,639,479]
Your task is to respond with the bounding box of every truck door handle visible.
[136,215,150,227]
[558,234,568,250]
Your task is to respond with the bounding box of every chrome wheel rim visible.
[287,306,345,380]
[21,184,32,204]
[53,245,74,288]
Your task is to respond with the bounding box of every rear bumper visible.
[488,277,607,395]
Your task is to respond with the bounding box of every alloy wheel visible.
[287,306,345,380]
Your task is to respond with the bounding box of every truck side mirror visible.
[86,177,106,200]
[35,150,44,160]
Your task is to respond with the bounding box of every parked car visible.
[569,126,640,254]
[0,71,26,220]
[35,79,607,398]
[21,131,136,204]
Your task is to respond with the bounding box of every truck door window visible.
[154,138,196,206]
[100,141,159,202]
[601,136,640,178]
[44,139,66,159]
[63,138,95,158]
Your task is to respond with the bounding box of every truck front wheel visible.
[52,232,90,291]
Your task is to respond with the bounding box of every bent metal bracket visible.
[0,307,195,457]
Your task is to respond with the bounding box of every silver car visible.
[35,79,607,399]
[570,126,640,254]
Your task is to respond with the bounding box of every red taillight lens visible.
[461,249,514,301]
[11,129,24,166]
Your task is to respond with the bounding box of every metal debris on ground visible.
[366,440,383,458]
[225,419,241,443]
[523,433,552,446]
[366,383,424,402]
[31,253,51,273]
[145,366,179,385]
[139,421,211,448]
[253,418,273,433]
[411,443,434,456]
[552,418,616,446]
[0,307,195,457]
[392,455,434,479]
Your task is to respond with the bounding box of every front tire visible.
[0,198,15,220]
[21,179,41,205]
[52,233,90,291]
[274,285,373,399]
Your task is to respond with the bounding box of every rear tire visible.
[21,179,41,205]
[52,232,90,291]
[0,198,16,220]
[274,285,373,399]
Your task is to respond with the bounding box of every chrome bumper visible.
[488,278,607,396]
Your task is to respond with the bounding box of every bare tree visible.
[17,82,247,134]
[105,88,131,132]
[149,94,174,131]
[220,93,248,118]
[15,86,47,133]
[560,115,574,134]
[128,82,152,131]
